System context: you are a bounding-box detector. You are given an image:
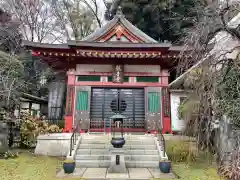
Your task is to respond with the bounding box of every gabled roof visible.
[81,7,158,43]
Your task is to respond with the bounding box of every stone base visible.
[34,133,72,156]
[108,149,127,173]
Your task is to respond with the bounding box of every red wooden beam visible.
[73,71,169,77]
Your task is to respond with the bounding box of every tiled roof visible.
[81,7,158,43]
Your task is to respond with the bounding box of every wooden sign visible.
[112,65,124,83]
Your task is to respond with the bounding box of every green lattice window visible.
[107,76,129,82]
[77,76,100,82]
[136,76,159,82]
[148,92,160,113]
[76,91,88,111]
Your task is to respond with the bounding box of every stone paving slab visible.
[56,168,86,178]
[128,168,153,179]
[56,167,176,179]
[106,169,129,179]
[148,168,175,179]
[83,168,107,179]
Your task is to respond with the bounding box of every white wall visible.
[76,64,112,72]
[170,92,187,132]
[21,102,29,109]
[32,103,40,110]
[124,65,161,73]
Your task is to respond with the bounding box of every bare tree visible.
[52,0,98,40]
[0,8,21,54]
[175,0,240,178]
[2,0,62,43]
[178,0,240,74]
[80,0,105,28]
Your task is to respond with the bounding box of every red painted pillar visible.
[64,71,75,132]
[161,70,172,134]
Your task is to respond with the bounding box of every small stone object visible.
[108,149,127,173]
[0,122,8,158]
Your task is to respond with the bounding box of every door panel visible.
[90,88,145,130]
[75,86,91,130]
[145,87,162,131]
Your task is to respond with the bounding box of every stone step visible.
[82,136,155,140]
[80,139,155,145]
[77,149,159,155]
[75,154,159,161]
[78,144,156,149]
[75,160,159,168]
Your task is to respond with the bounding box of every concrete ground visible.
[56,167,175,180]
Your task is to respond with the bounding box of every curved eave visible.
[22,40,69,49]
[23,40,174,51]
[34,50,187,59]
[81,17,119,42]
[67,41,172,49]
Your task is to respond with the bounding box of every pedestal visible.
[108,149,127,173]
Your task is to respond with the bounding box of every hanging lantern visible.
[110,113,126,148]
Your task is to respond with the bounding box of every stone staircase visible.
[75,134,161,168]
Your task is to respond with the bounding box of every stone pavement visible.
[56,168,175,180]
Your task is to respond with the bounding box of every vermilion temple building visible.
[24,8,187,134]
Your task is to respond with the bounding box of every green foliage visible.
[3,151,18,159]
[47,124,62,133]
[20,113,62,148]
[178,99,187,120]
[0,152,220,180]
[166,140,197,163]
[47,120,65,129]
[177,98,199,120]
[56,120,65,129]
[110,0,206,42]
[166,139,217,166]
[0,51,24,110]
[185,68,203,87]
[18,52,53,97]
[0,51,23,75]
[216,65,240,127]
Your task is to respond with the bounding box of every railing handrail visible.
[156,123,166,156]
[69,120,80,156]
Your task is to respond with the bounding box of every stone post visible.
[108,149,127,173]
[0,121,9,158]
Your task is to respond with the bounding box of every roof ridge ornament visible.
[116,6,123,17]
